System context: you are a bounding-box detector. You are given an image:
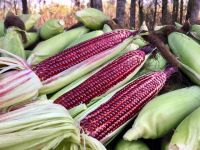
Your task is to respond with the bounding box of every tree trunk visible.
[21,0,28,14]
[138,0,144,26]
[162,0,168,25]
[90,0,103,11]
[130,0,136,28]
[180,0,184,24]
[116,0,126,26]
[172,0,179,23]
[186,0,200,23]
[153,0,158,26]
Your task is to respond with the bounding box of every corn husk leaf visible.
[0,21,5,37]
[19,14,41,31]
[66,30,104,48]
[27,26,89,65]
[24,31,39,48]
[103,24,112,33]
[0,101,80,150]
[3,28,26,59]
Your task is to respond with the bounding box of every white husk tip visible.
[123,127,143,141]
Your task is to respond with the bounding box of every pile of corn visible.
[1,8,200,150]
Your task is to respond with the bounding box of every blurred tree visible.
[116,0,126,26]
[153,0,158,26]
[172,0,179,23]
[22,0,28,14]
[130,0,136,28]
[162,0,168,24]
[180,0,184,23]
[90,0,103,11]
[138,0,144,26]
[186,0,200,23]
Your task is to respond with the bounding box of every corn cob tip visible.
[123,127,143,141]
[140,44,156,54]
[164,66,178,78]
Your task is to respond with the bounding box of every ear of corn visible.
[168,32,200,85]
[190,24,200,40]
[27,26,89,65]
[52,45,155,109]
[169,106,200,150]
[24,32,39,48]
[66,30,104,48]
[3,28,26,59]
[75,8,109,30]
[0,21,5,37]
[115,140,150,150]
[103,24,112,33]
[0,101,80,150]
[123,86,200,141]
[35,30,136,94]
[39,19,65,40]
[75,67,176,144]
[0,49,42,111]
[19,14,41,31]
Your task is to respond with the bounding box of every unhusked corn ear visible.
[54,46,154,109]
[169,106,200,150]
[19,14,41,31]
[75,67,176,144]
[35,29,136,94]
[103,24,112,33]
[39,19,65,40]
[27,26,89,65]
[168,32,200,85]
[123,86,200,141]
[66,30,104,48]
[76,8,109,30]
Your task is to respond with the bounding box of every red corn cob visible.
[33,30,135,81]
[54,45,155,109]
[79,67,176,142]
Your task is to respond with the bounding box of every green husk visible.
[66,30,104,48]
[169,106,200,150]
[25,50,32,58]
[3,28,26,59]
[19,14,41,31]
[134,52,166,78]
[190,24,200,40]
[27,26,89,65]
[69,104,87,118]
[103,24,112,33]
[75,8,109,30]
[39,36,134,94]
[123,86,200,141]
[0,101,80,150]
[115,140,149,150]
[0,36,4,49]
[39,19,65,40]
[0,21,5,37]
[168,32,200,85]
[24,32,39,48]
[132,36,149,47]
